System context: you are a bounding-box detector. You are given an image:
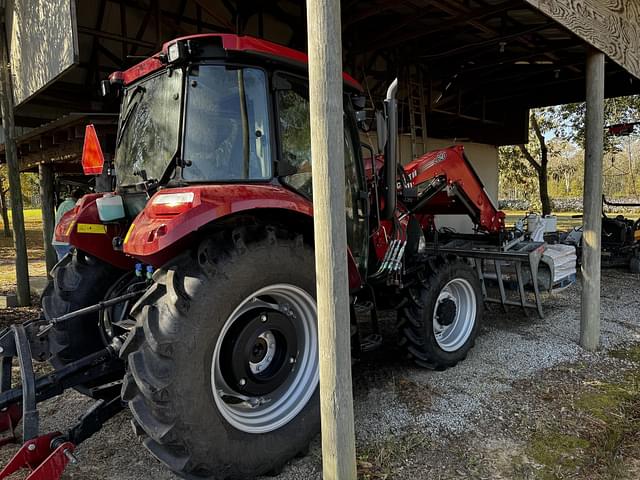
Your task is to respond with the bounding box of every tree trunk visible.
[539,147,552,216]
[528,114,552,216]
[0,19,30,305]
[538,167,552,216]
[0,178,10,237]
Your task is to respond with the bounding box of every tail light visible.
[148,191,196,216]
[81,125,105,175]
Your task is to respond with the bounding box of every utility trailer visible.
[0,34,572,479]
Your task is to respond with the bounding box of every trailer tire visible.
[121,226,319,479]
[399,256,482,370]
[41,250,123,380]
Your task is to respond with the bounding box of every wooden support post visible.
[580,48,605,351]
[0,16,30,306]
[39,163,57,275]
[306,1,357,479]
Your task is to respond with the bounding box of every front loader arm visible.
[403,145,505,233]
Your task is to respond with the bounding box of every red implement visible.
[0,432,76,480]
[0,404,22,447]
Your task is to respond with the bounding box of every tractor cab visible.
[68,34,375,280]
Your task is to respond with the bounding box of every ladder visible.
[407,69,428,159]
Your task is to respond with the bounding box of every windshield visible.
[182,66,271,181]
[115,69,183,186]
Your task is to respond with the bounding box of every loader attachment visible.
[427,236,547,318]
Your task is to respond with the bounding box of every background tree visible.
[0,168,9,237]
[517,111,556,215]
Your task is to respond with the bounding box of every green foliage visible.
[499,96,640,207]
[557,95,640,153]
[0,165,41,208]
[498,145,537,200]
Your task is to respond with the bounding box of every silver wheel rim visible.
[211,284,318,434]
[432,278,477,352]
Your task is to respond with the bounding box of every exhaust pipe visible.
[380,78,398,220]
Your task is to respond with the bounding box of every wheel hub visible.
[436,297,457,326]
[432,278,477,352]
[221,310,297,397]
[211,284,319,434]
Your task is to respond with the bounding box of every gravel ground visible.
[0,270,637,479]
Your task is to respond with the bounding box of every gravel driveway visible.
[0,269,637,479]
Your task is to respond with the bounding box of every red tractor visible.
[0,34,542,480]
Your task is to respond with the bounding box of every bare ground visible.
[0,270,637,479]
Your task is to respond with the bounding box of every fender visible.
[54,194,135,270]
[123,184,363,290]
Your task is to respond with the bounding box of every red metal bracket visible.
[0,404,22,447]
[0,432,76,480]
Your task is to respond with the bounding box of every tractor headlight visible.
[167,41,188,64]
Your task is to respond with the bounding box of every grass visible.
[502,210,584,231]
[517,344,640,480]
[0,208,46,291]
[357,433,428,480]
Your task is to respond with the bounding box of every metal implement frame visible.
[427,237,546,318]
[0,286,141,480]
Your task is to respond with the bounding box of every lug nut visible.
[239,378,246,386]
[260,314,267,322]
[27,443,36,451]
[289,357,296,364]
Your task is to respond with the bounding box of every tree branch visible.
[518,144,541,173]
[530,113,548,155]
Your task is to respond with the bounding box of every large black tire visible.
[398,256,482,370]
[42,250,123,368]
[121,226,320,479]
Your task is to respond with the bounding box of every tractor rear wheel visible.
[398,256,482,370]
[121,226,320,479]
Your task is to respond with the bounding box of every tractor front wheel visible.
[42,250,123,367]
[121,226,319,479]
[399,256,482,370]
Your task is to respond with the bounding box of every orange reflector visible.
[81,124,105,175]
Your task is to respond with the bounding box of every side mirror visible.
[375,110,387,154]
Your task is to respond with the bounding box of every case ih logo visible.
[416,150,448,176]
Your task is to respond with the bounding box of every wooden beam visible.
[369,0,522,51]
[120,0,128,60]
[305,0,357,478]
[78,26,155,49]
[39,163,57,275]
[580,47,605,351]
[129,4,153,56]
[0,18,30,306]
[191,0,235,31]
[524,0,640,79]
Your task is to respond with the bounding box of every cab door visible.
[274,73,369,277]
